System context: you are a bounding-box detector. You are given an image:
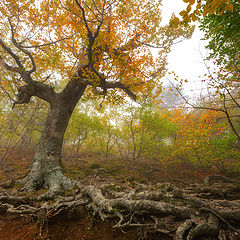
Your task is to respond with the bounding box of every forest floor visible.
[0,149,240,240]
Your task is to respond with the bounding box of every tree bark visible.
[22,81,87,197]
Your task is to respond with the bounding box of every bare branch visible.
[75,0,92,36]
[22,35,75,49]
[168,80,225,113]
[83,0,101,20]
[222,94,240,142]
[169,79,240,142]
[0,80,15,103]
[0,39,25,71]
[8,17,36,74]
[19,24,36,45]
[0,55,20,73]
[224,87,240,109]
[92,0,102,15]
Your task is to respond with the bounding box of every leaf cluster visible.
[199,0,240,68]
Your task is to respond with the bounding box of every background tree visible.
[64,110,98,157]
[0,80,47,169]
[122,104,175,167]
[197,0,240,143]
[166,102,240,173]
[199,0,240,69]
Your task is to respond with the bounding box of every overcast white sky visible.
[161,0,210,99]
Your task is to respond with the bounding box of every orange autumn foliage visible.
[166,107,239,172]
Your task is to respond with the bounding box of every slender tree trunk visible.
[22,82,87,196]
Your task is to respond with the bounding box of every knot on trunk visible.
[13,85,36,109]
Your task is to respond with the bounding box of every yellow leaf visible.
[210,0,218,7]
[225,3,234,11]
[203,6,209,16]
[189,0,195,5]
[196,10,201,16]
[209,8,215,15]
[218,8,224,16]
[192,14,197,21]
[187,5,191,12]
[179,10,187,16]
[204,5,209,12]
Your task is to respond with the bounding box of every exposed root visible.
[1,180,240,240]
[7,204,38,214]
[36,181,75,201]
[0,192,31,205]
[187,214,219,240]
[20,166,75,200]
[204,175,235,185]
[0,193,87,217]
[200,207,239,232]
[83,186,191,219]
[218,230,227,240]
[175,219,195,240]
[220,209,240,221]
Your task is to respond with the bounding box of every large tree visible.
[0,0,192,197]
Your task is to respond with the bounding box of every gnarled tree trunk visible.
[22,82,87,197]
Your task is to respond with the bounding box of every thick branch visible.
[74,0,106,90]
[60,77,88,106]
[75,0,92,37]
[105,81,137,101]
[13,82,57,108]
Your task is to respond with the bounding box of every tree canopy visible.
[0,0,193,105]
